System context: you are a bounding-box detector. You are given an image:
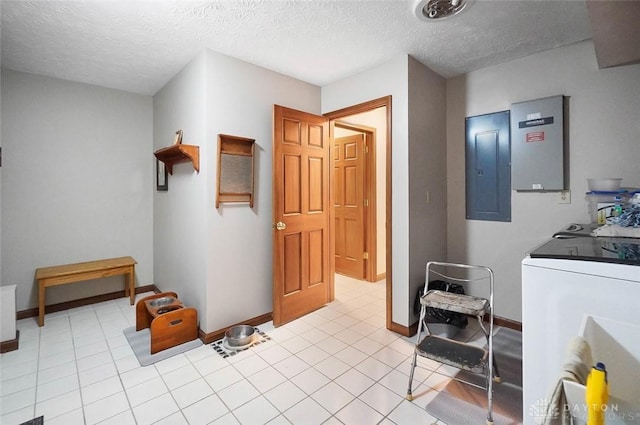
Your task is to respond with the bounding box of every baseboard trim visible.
[493,315,522,332]
[388,320,418,337]
[16,285,159,320]
[199,312,273,345]
[15,288,522,345]
[0,330,20,353]
[376,273,387,281]
[15,288,273,347]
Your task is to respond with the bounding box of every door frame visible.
[334,122,377,282]
[324,96,392,331]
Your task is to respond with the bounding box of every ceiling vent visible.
[414,0,473,21]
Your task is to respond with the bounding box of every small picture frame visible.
[156,159,168,191]
[173,129,183,145]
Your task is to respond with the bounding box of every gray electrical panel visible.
[466,111,511,222]
[511,95,565,191]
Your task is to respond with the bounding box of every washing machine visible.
[521,225,640,424]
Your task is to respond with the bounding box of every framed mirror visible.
[216,134,255,207]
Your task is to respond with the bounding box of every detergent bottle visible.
[585,362,608,425]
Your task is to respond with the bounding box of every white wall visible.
[153,53,209,322]
[446,40,640,321]
[153,49,320,334]
[323,56,408,326]
[7,37,631,331]
[203,49,320,333]
[1,69,153,311]
[323,55,447,327]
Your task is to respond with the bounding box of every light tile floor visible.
[1,275,491,425]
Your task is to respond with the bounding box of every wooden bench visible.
[35,256,137,326]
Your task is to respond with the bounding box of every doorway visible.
[333,121,381,282]
[271,97,392,330]
[325,96,392,330]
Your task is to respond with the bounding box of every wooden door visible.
[273,105,331,326]
[334,134,366,279]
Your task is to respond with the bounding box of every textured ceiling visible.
[0,0,593,95]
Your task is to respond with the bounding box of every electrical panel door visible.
[511,95,565,191]
[465,111,511,222]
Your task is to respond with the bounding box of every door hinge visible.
[364,199,369,207]
[364,144,369,154]
[363,252,369,260]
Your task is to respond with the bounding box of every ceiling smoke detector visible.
[414,0,472,21]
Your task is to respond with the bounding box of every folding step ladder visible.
[406,261,500,425]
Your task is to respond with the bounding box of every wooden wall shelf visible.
[154,143,199,175]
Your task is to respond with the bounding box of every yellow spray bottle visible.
[585,362,608,425]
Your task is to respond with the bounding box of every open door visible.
[334,134,366,279]
[272,105,331,326]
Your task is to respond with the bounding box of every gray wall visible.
[0,2,3,285]
[407,56,447,324]
[446,40,640,321]
[1,69,153,311]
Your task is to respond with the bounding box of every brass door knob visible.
[275,221,286,231]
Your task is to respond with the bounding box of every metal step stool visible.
[406,262,501,425]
